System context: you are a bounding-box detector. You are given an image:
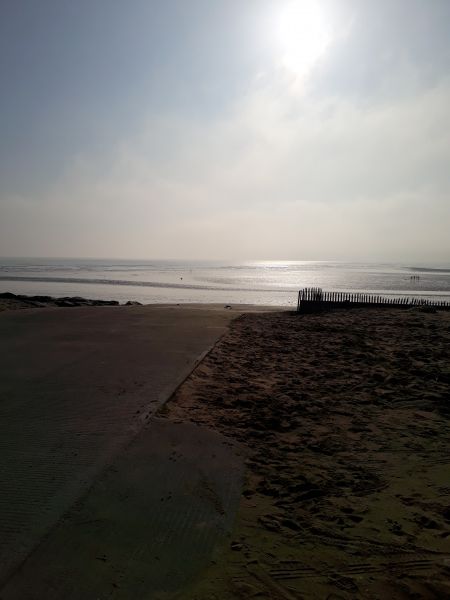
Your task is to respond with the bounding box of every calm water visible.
[1,258,450,307]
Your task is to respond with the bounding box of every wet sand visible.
[161,307,450,599]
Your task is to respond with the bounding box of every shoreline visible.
[0,291,286,313]
[3,290,450,315]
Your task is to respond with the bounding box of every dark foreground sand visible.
[1,303,449,599]
[161,308,450,599]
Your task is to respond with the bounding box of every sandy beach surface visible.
[0,302,449,598]
[161,307,450,599]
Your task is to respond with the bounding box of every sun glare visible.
[276,0,331,78]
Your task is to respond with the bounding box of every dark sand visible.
[161,308,450,599]
[1,304,449,598]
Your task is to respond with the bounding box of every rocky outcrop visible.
[0,292,121,310]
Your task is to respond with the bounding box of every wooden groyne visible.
[297,287,450,313]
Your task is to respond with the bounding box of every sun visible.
[276,0,331,78]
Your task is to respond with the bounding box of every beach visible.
[0,301,449,598]
[162,307,450,598]
[2,0,449,595]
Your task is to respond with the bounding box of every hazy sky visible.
[1,0,449,261]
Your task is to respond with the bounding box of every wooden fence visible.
[297,287,450,313]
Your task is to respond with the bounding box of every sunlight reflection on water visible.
[1,259,449,305]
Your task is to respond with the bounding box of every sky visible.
[1,0,449,262]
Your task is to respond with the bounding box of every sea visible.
[1,258,450,308]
